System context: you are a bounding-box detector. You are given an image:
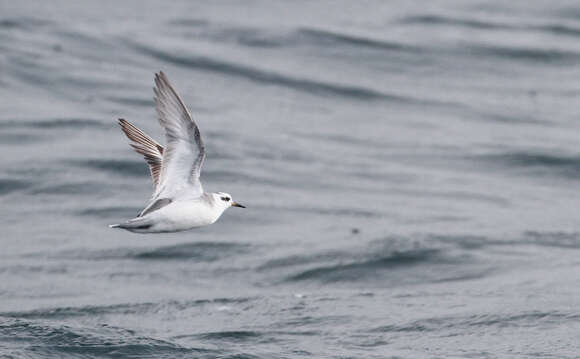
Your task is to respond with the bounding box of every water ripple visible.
[0,118,108,130]
[295,27,420,52]
[0,318,216,359]
[474,151,580,179]
[464,44,580,64]
[0,297,252,320]
[128,40,419,103]
[372,310,580,333]
[401,14,580,37]
[0,179,32,195]
[71,159,148,177]
[401,14,509,30]
[0,16,52,30]
[285,248,443,283]
[56,242,251,262]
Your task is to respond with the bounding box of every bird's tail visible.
[108,217,152,232]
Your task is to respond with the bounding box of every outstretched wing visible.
[118,118,164,189]
[152,71,205,199]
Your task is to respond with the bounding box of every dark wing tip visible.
[118,118,132,133]
[154,71,167,86]
[155,71,172,91]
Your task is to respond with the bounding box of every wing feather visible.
[118,118,164,188]
[153,71,205,199]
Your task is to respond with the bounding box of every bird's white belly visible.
[146,201,220,233]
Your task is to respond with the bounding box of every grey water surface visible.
[2,1,580,358]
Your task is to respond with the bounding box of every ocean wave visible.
[77,206,140,219]
[0,318,215,358]
[0,16,51,30]
[522,231,580,249]
[400,14,509,30]
[167,18,209,28]
[202,169,289,188]
[401,14,580,37]
[470,111,550,126]
[464,44,580,64]
[30,182,106,196]
[167,18,418,52]
[104,95,155,108]
[0,179,32,195]
[284,247,444,283]
[266,205,381,218]
[395,188,510,207]
[56,242,250,262]
[295,27,419,52]
[258,251,347,272]
[128,40,417,103]
[1,297,252,320]
[0,118,108,130]
[168,19,287,48]
[371,310,580,333]
[177,329,323,345]
[474,151,580,179]
[532,24,580,37]
[277,232,580,285]
[71,159,148,177]
[192,330,262,342]
[397,14,580,64]
[0,133,41,144]
[0,264,67,275]
[272,235,508,285]
[132,242,250,261]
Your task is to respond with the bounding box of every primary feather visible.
[118,118,164,188]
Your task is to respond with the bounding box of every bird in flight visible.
[110,72,245,233]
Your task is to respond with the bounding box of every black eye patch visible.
[221,197,231,201]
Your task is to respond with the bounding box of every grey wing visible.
[152,71,205,199]
[138,197,172,218]
[118,118,164,189]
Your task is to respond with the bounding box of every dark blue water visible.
[2,1,580,357]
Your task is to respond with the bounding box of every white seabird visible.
[109,72,245,233]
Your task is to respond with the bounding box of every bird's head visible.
[213,192,245,210]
